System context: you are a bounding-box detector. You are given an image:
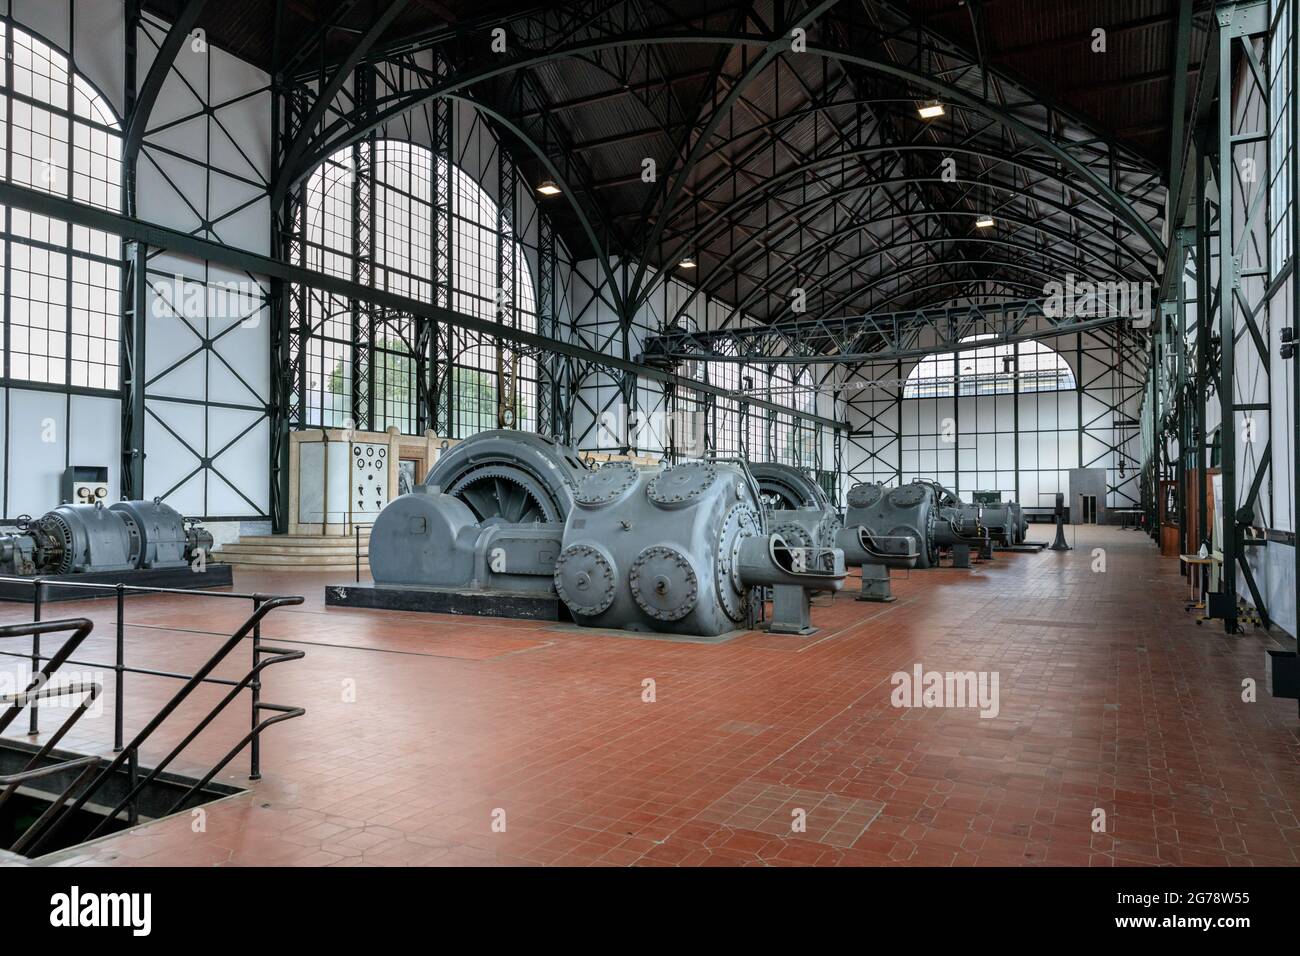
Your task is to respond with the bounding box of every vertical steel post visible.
[250,595,263,781]
[28,580,42,735]
[1217,16,1239,631]
[114,583,125,752]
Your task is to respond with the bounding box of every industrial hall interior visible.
[0,0,1295,876]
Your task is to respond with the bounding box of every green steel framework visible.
[1149,0,1282,635]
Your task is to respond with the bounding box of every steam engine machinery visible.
[0,500,225,600]
[910,479,990,567]
[352,454,847,637]
[751,463,917,601]
[555,461,845,636]
[980,500,1029,546]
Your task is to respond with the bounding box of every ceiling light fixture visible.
[679,257,697,269]
[536,180,562,196]
[975,215,995,228]
[917,101,945,119]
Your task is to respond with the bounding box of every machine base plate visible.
[0,564,234,602]
[324,582,570,621]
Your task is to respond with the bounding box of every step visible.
[220,542,366,557]
[218,552,366,568]
[230,564,367,575]
[238,533,370,545]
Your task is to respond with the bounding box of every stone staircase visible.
[216,529,370,573]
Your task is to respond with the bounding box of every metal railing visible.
[0,577,305,857]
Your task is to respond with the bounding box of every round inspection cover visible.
[888,484,927,508]
[717,504,761,622]
[575,461,638,506]
[629,546,699,621]
[647,462,716,506]
[846,483,882,509]
[553,544,617,617]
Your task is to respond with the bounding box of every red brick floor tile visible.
[3,527,1296,868]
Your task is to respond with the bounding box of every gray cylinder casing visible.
[110,500,195,569]
[910,480,987,548]
[769,507,917,569]
[424,429,589,525]
[1009,502,1029,543]
[844,481,939,569]
[980,504,1017,544]
[369,487,563,594]
[554,461,844,637]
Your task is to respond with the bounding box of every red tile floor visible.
[1,525,1297,867]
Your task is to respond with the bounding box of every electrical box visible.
[61,465,110,506]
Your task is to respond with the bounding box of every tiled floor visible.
[1,525,1297,867]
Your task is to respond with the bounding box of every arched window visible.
[295,139,536,436]
[903,334,1075,398]
[2,23,123,389]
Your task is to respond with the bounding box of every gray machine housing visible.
[909,479,990,566]
[844,481,940,570]
[554,461,845,637]
[980,501,1029,545]
[0,500,212,576]
[751,463,920,602]
[368,485,563,596]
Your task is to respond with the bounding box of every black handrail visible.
[87,643,305,838]
[0,617,104,853]
[22,594,304,857]
[0,579,306,858]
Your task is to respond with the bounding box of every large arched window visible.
[903,334,1075,398]
[1,23,122,390]
[295,139,537,436]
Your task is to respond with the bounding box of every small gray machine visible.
[752,463,919,601]
[980,501,1028,545]
[0,499,224,601]
[0,500,212,576]
[424,429,589,524]
[768,506,918,602]
[911,479,990,567]
[555,460,846,637]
